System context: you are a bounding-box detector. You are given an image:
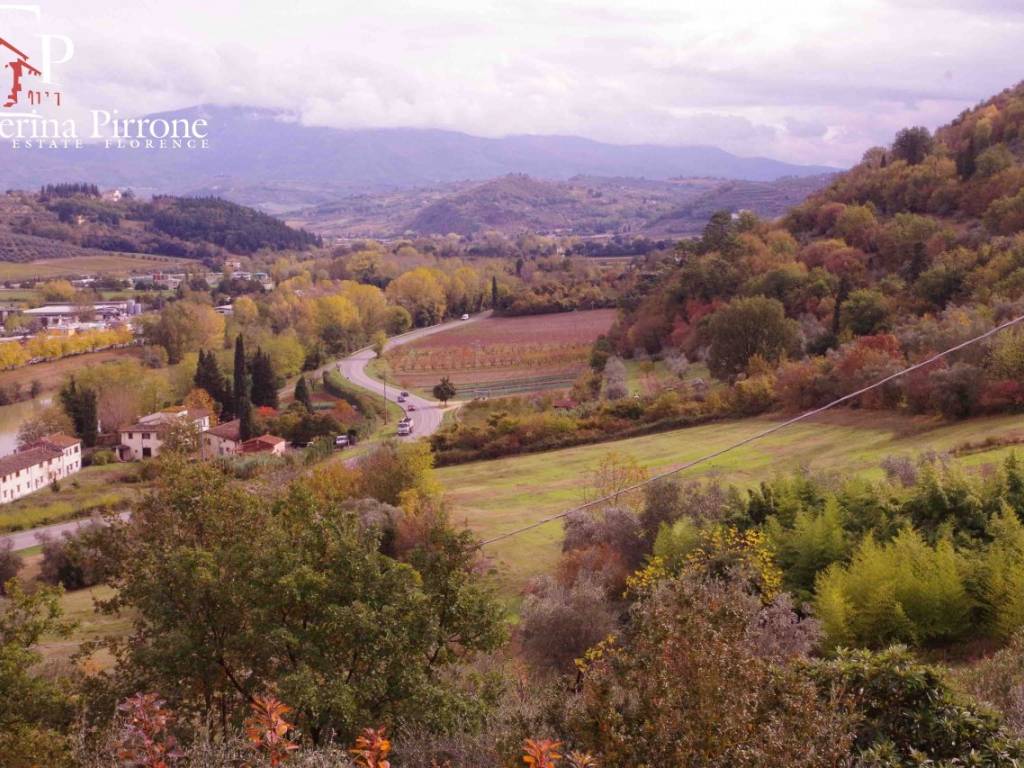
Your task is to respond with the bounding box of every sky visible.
[3,0,1023,167]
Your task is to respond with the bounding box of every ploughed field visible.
[384,309,615,398]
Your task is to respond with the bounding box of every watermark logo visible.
[0,5,207,150]
[1,37,44,107]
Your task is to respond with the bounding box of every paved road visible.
[1,511,130,551]
[337,312,488,439]
[0,314,485,551]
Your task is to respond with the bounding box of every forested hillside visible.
[611,82,1024,421]
[0,189,321,262]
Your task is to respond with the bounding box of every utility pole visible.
[382,372,388,424]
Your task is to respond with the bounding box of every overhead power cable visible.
[478,312,1024,547]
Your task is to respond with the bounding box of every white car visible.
[461,313,470,321]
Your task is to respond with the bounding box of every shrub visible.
[814,528,972,648]
[38,521,112,590]
[0,540,22,591]
[519,575,618,671]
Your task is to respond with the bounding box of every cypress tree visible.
[79,388,98,447]
[491,276,499,309]
[233,335,253,440]
[250,348,279,409]
[194,349,229,418]
[294,376,313,413]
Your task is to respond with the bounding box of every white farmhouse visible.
[118,406,212,460]
[0,434,82,504]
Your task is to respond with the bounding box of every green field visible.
[438,411,1024,595]
[0,253,192,281]
[0,463,138,533]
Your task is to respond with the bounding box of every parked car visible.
[400,390,409,397]
[334,435,349,448]
[397,424,411,436]
[397,394,406,403]
[407,404,417,411]
[461,313,470,321]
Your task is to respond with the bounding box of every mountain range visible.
[0,105,838,212]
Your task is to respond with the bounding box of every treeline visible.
[38,182,99,200]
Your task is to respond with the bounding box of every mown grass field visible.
[438,410,1024,596]
[0,463,138,533]
[0,253,192,281]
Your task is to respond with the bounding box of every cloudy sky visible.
[5,0,1023,166]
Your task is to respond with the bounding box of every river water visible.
[0,397,53,455]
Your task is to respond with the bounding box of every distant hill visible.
[0,188,320,263]
[294,173,835,238]
[0,106,839,208]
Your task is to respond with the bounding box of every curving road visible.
[337,312,488,439]
[0,314,485,552]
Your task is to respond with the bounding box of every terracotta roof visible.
[205,419,241,441]
[0,445,62,478]
[37,433,80,449]
[240,434,286,453]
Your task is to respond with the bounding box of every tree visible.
[891,126,934,165]
[16,405,73,448]
[0,580,75,767]
[233,335,253,440]
[194,349,229,417]
[294,375,313,412]
[705,296,800,380]
[39,279,76,302]
[840,289,890,336]
[809,647,1024,764]
[371,330,387,359]
[58,378,98,447]
[386,267,447,326]
[250,347,279,409]
[148,301,225,364]
[433,376,457,405]
[570,574,853,766]
[101,459,504,744]
[183,387,219,427]
[491,275,499,309]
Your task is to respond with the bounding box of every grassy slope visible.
[439,411,1024,595]
[0,463,138,533]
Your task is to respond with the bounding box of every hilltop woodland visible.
[13,83,1024,768]
[0,189,321,263]
[432,83,1024,463]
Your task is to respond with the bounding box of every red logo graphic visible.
[0,36,61,108]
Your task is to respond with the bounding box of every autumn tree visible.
[705,296,800,380]
[100,459,503,744]
[148,301,225,364]
[570,574,853,766]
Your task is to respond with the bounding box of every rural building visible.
[240,434,287,456]
[0,433,82,504]
[118,406,212,460]
[201,419,242,459]
[201,421,286,459]
[22,300,140,328]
